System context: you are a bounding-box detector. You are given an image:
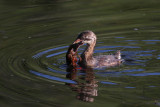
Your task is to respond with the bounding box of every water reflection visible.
[66,66,98,102]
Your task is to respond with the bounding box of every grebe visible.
[66,30,123,68]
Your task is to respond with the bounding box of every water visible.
[0,0,160,106]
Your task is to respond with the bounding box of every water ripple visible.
[96,45,140,49]
[127,72,160,76]
[46,51,67,58]
[30,70,77,84]
[32,46,68,58]
[100,81,118,85]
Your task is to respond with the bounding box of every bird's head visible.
[73,30,97,46]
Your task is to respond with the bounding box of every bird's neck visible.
[81,42,96,65]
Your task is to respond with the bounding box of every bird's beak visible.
[73,39,84,45]
[73,39,81,44]
[67,39,83,53]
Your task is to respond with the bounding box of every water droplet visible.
[134,28,139,31]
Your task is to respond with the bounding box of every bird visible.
[66,30,123,68]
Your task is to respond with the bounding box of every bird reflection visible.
[66,66,98,102]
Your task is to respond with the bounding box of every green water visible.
[0,0,160,107]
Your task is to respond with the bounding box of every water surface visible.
[0,0,160,107]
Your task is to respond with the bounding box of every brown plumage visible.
[66,30,123,68]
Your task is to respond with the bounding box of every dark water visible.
[0,0,160,107]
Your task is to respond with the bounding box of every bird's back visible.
[94,54,122,68]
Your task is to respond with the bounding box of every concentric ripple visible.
[0,32,160,106]
[27,41,160,87]
[1,30,160,105]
